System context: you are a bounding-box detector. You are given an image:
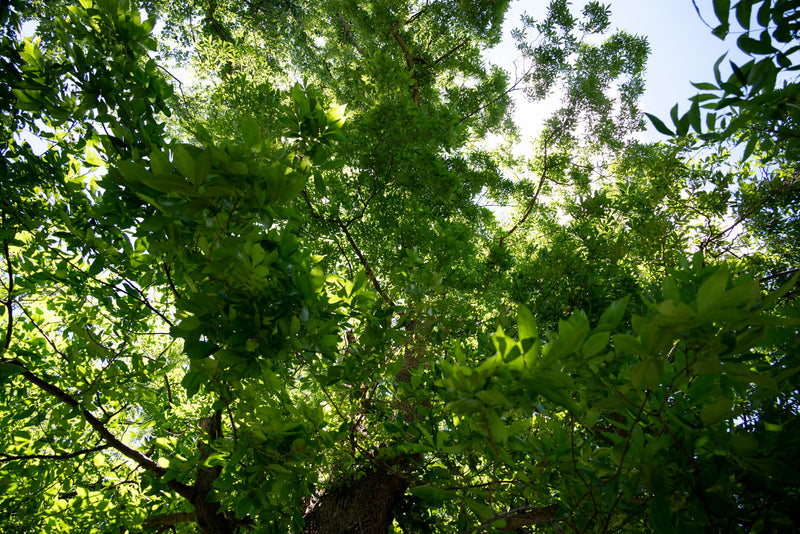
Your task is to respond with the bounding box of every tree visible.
[1,0,799,532]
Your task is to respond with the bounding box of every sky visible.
[488,0,745,142]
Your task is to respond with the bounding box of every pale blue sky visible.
[489,0,744,141]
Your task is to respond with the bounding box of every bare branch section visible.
[499,138,552,249]
[460,61,535,124]
[337,13,365,55]
[392,21,420,105]
[301,190,394,306]
[337,220,394,305]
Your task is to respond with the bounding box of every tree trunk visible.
[302,465,409,534]
[193,411,235,534]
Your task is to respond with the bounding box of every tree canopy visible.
[1,0,799,532]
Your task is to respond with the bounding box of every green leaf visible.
[700,396,733,426]
[149,147,171,175]
[409,485,450,503]
[742,135,758,162]
[712,0,731,27]
[730,433,759,456]
[649,493,673,534]
[735,0,753,29]
[706,112,717,130]
[688,99,702,133]
[632,358,662,390]
[644,113,673,136]
[141,173,197,195]
[172,143,195,182]
[241,117,261,148]
[229,161,249,175]
[517,305,537,341]
[86,255,105,276]
[467,498,493,521]
[528,377,578,412]
[757,0,771,26]
[485,409,508,443]
[712,23,729,40]
[614,334,648,357]
[116,160,152,185]
[477,387,511,408]
[582,331,609,358]
[691,81,719,91]
[760,268,800,309]
[596,295,630,331]
[737,34,777,55]
[696,267,729,313]
[181,370,205,398]
[0,362,25,383]
[713,53,728,85]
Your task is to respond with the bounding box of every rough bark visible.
[192,410,234,534]
[302,465,409,534]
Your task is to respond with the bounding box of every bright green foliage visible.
[645,0,800,289]
[1,0,799,533]
[438,260,799,532]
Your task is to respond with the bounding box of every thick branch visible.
[205,0,232,42]
[392,22,420,105]
[337,13,365,56]
[6,359,195,500]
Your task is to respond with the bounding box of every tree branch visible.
[0,443,109,462]
[433,37,469,66]
[336,220,394,305]
[460,504,561,533]
[6,358,195,500]
[1,214,13,352]
[405,8,427,25]
[143,512,196,529]
[392,21,420,105]
[499,138,551,249]
[760,267,800,283]
[337,13,365,56]
[460,61,535,124]
[205,0,232,42]
[164,263,182,300]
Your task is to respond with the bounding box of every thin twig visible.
[337,220,394,305]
